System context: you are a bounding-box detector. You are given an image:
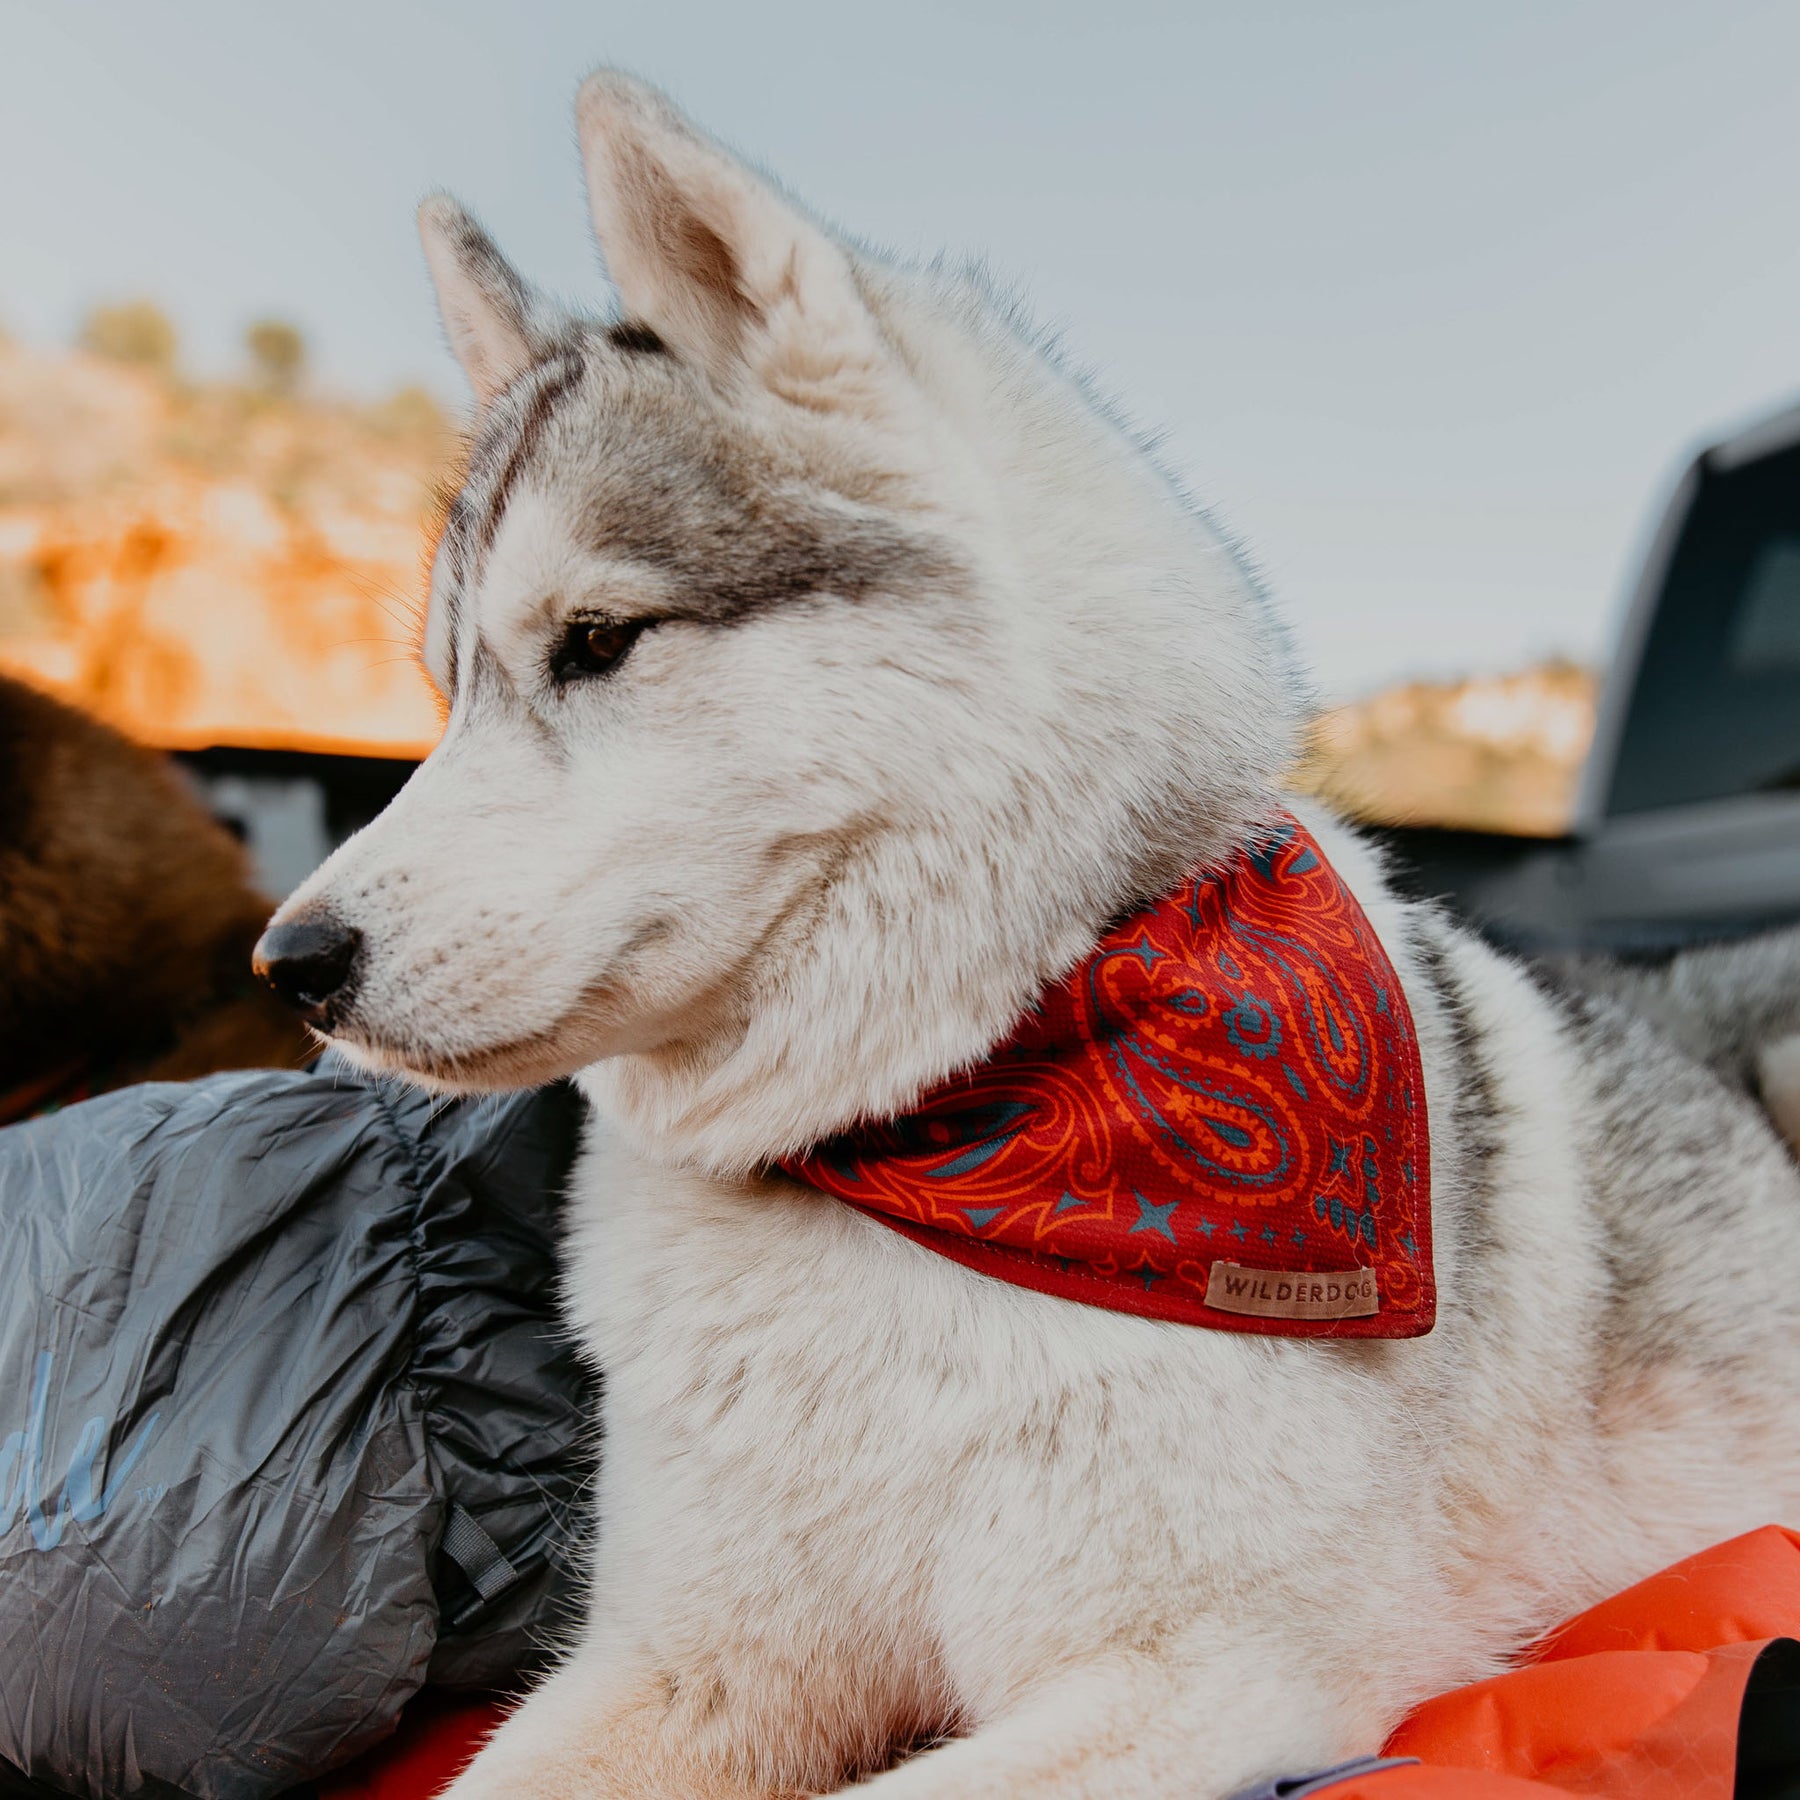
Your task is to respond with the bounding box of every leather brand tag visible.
[1204,1262,1380,1320]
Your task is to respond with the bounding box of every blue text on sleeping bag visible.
[0,1351,161,1551]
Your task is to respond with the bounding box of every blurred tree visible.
[365,383,448,441]
[245,318,307,395]
[80,300,178,375]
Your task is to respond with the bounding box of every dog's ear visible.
[418,195,540,409]
[576,71,886,400]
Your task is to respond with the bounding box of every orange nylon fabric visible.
[1345,1525,1800,1798]
[1535,1524,1800,1659]
[1376,1642,1759,1799]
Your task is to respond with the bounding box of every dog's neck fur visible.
[586,263,1300,1175]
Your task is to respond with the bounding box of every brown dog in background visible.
[0,672,313,1120]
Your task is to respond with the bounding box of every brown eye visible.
[552,617,644,683]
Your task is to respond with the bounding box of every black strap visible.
[441,1503,524,1622]
[1739,1637,1800,1800]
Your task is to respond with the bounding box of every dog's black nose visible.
[253,915,363,1024]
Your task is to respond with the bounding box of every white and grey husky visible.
[258,73,1800,1799]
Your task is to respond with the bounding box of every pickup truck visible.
[178,394,1800,956]
[1374,395,1800,951]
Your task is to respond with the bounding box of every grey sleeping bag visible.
[0,1057,592,1799]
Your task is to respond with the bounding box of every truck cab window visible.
[1606,440,1800,814]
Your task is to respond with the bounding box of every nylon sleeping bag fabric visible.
[0,1057,591,1799]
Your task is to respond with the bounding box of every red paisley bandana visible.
[782,816,1433,1338]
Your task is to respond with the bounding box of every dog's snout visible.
[253,914,363,1024]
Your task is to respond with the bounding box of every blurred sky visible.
[4,0,1799,695]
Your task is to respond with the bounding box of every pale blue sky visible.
[4,0,1799,694]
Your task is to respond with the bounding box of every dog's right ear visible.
[418,195,538,409]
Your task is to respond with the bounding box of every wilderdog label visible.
[1205,1262,1379,1321]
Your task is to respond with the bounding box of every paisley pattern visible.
[782,816,1434,1339]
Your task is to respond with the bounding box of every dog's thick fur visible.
[269,76,1800,1797]
[0,673,308,1100]
[1541,932,1800,1158]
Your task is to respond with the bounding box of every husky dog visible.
[256,75,1800,1798]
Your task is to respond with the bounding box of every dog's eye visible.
[552,618,644,683]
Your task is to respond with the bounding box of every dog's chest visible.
[560,1144,1074,1664]
[556,1131,1432,1662]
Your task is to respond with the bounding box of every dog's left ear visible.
[576,71,887,404]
